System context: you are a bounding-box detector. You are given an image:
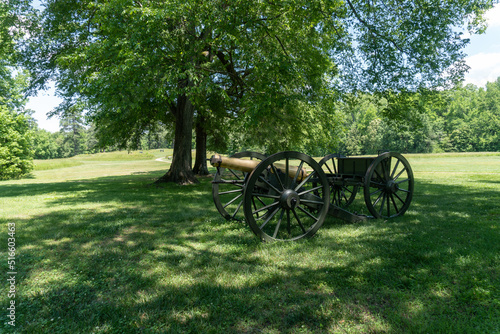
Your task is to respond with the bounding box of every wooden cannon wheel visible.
[363,152,414,219]
[243,151,330,242]
[318,153,359,209]
[212,151,267,221]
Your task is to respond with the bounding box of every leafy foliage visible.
[31,129,62,159]
[437,80,500,152]
[335,0,492,92]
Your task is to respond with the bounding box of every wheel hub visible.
[385,180,398,193]
[280,189,300,210]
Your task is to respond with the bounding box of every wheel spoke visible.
[391,160,400,178]
[286,210,291,235]
[252,197,260,218]
[390,194,400,214]
[259,206,281,229]
[298,185,324,196]
[343,187,353,195]
[285,158,290,189]
[219,179,245,186]
[379,161,388,181]
[394,167,407,182]
[254,195,267,207]
[223,193,243,209]
[370,188,383,196]
[271,163,285,191]
[300,199,325,205]
[251,193,280,199]
[297,205,320,221]
[292,160,305,187]
[396,178,410,185]
[373,191,384,206]
[273,209,285,238]
[384,158,391,179]
[219,188,243,195]
[292,209,307,234]
[294,171,316,192]
[228,168,242,180]
[341,189,349,203]
[387,193,390,217]
[393,192,406,205]
[231,200,243,219]
[379,193,387,215]
[370,180,385,187]
[258,175,282,194]
[324,160,334,175]
[252,201,279,214]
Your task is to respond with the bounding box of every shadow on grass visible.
[0,174,499,333]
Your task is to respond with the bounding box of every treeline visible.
[335,79,500,155]
[221,79,500,156]
[31,124,172,159]
[31,126,171,159]
[30,99,173,159]
[30,77,500,159]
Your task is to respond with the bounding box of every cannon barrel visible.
[210,154,307,181]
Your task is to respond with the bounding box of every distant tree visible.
[0,108,33,179]
[31,128,60,159]
[437,81,500,152]
[57,102,86,157]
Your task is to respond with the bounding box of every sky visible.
[27,4,500,133]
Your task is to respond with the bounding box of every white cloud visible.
[462,4,500,39]
[461,5,500,87]
[464,52,500,87]
[485,4,500,28]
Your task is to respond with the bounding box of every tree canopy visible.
[18,0,495,183]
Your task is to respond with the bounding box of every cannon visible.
[210,151,414,241]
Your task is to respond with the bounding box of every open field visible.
[1,151,499,333]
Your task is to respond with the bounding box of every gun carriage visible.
[210,151,414,242]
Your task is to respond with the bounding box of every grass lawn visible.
[1,150,499,333]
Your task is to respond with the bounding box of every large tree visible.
[19,0,494,183]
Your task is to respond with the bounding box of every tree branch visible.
[345,0,405,54]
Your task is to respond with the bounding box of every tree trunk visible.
[193,115,209,175]
[155,93,198,185]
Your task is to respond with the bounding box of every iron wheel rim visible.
[243,151,330,241]
[364,152,414,219]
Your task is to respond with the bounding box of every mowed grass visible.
[33,150,160,171]
[0,151,499,333]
